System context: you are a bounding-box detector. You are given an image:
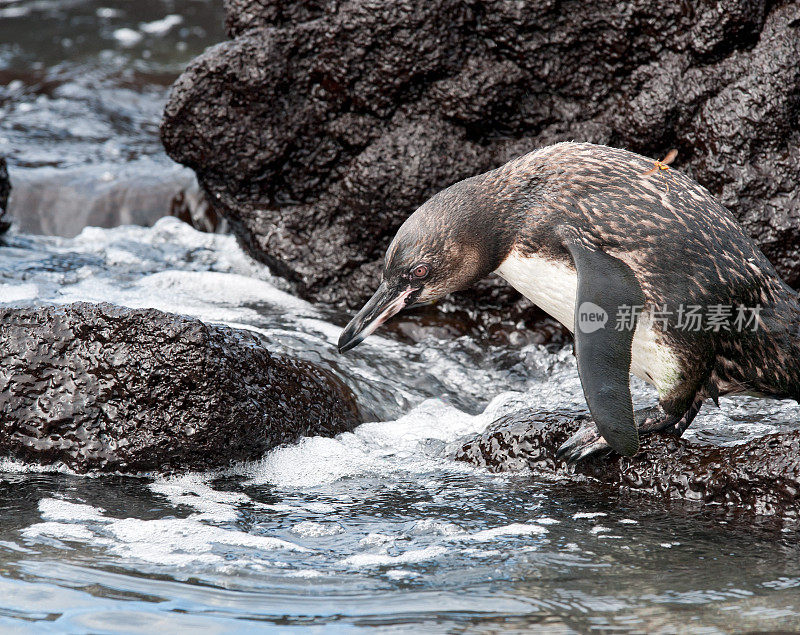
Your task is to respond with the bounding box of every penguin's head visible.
[338,179,514,353]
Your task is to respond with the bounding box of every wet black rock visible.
[162,0,800,310]
[0,156,9,233]
[0,303,361,473]
[454,410,800,519]
[383,301,569,349]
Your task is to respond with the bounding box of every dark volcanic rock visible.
[0,303,360,473]
[0,156,9,233]
[162,0,800,310]
[455,410,800,519]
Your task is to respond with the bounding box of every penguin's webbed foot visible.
[556,426,613,464]
[555,400,705,464]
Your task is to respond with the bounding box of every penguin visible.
[337,142,800,461]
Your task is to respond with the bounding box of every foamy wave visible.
[241,397,495,487]
[23,492,309,571]
[340,545,447,568]
[0,283,38,303]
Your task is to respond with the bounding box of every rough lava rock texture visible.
[0,156,9,233]
[454,410,800,519]
[162,0,800,310]
[0,303,360,473]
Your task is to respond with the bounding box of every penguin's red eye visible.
[411,264,430,279]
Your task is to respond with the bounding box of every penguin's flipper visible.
[562,240,645,457]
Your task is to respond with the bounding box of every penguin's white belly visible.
[495,253,577,333]
[495,252,682,396]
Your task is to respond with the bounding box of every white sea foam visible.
[69,218,279,282]
[0,283,38,302]
[462,523,548,541]
[0,6,30,17]
[96,7,121,18]
[23,479,310,571]
[461,548,502,558]
[242,398,489,487]
[535,517,561,525]
[341,545,447,568]
[410,519,463,537]
[589,525,612,534]
[385,569,419,580]
[241,390,576,488]
[135,270,310,311]
[25,512,309,569]
[56,268,308,324]
[292,521,344,538]
[106,517,308,559]
[285,569,324,578]
[140,14,183,35]
[112,28,142,47]
[149,474,251,522]
[38,499,109,523]
[23,522,96,541]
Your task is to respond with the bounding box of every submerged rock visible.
[0,156,9,233]
[0,303,360,473]
[454,410,800,519]
[162,0,800,310]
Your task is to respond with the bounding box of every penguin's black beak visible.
[338,282,412,353]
